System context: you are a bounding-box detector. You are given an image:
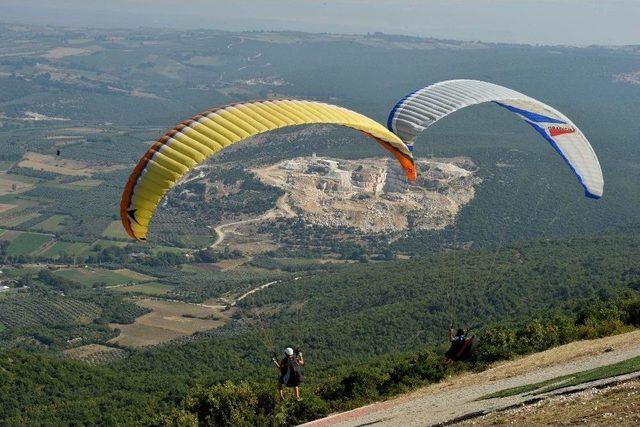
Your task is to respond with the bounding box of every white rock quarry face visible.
[251,155,481,234]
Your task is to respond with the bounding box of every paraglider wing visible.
[388,80,603,199]
[121,99,416,241]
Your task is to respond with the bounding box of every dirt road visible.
[305,330,640,427]
[208,195,295,249]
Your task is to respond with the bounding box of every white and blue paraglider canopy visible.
[388,79,604,199]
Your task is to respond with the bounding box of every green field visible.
[41,241,90,258]
[110,282,174,296]
[0,160,15,171]
[62,179,103,189]
[92,239,129,249]
[31,215,69,232]
[101,220,130,240]
[6,232,52,256]
[54,268,155,287]
[149,245,188,255]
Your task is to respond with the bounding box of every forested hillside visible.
[2,235,640,424]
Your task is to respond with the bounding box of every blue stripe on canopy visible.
[527,121,600,199]
[495,102,567,124]
[387,88,421,132]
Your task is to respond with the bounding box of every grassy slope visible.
[481,355,640,399]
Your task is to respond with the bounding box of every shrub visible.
[622,299,640,326]
[575,300,623,326]
[474,325,516,363]
[183,381,258,426]
[379,349,451,395]
[317,368,384,404]
[274,395,330,426]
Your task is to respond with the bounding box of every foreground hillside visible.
[2,235,640,425]
[306,330,640,426]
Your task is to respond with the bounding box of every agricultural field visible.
[93,239,129,249]
[17,152,93,177]
[108,298,229,347]
[0,229,20,241]
[5,231,53,256]
[39,241,90,259]
[0,198,41,226]
[62,179,103,189]
[0,294,100,329]
[109,282,174,296]
[101,220,130,240]
[31,214,69,232]
[0,206,41,227]
[149,245,188,255]
[0,161,16,172]
[64,344,129,365]
[0,204,16,214]
[53,267,156,287]
[0,172,36,195]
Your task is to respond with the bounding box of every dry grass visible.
[108,298,228,347]
[17,152,127,177]
[0,210,40,227]
[0,229,21,241]
[41,47,91,59]
[0,203,16,214]
[213,258,248,271]
[463,379,640,426]
[17,152,93,176]
[0,173,35,195]
[417,330,640,399]
[308,331,640,427]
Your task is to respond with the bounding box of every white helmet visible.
[284,347,294,356]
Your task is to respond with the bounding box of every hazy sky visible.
[1,0,639,46]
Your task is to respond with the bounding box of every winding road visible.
[208,195,295,250]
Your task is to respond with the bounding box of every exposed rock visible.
[251,155,481,233]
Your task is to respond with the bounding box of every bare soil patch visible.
[108,299,229,347]
[0,173,35,195]
[17,152,126,177]
[18,152,92,176]
[190,263,222,272]
[42,47,91,59]
[0,203,16,214]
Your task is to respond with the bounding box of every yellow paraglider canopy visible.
[120,99,416,241]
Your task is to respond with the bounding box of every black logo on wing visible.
[127,209,141,225]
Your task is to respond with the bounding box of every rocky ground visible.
[251,155,480,233]
[461,378,640,426]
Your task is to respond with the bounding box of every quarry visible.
[251,154,481,233]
